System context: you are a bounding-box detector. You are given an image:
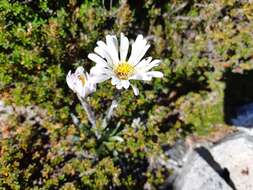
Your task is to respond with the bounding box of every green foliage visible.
[1,0,252,189]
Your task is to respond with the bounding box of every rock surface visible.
[173,149,233,190]
[0,100,13,121]
[211,133,253,190]
[166,129,253,190]
[0,100,47,125]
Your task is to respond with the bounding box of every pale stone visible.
[173,150,233,190]
[211,133,253,190]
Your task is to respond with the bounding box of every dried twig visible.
[163,1,189,18]
[174,16,202,22]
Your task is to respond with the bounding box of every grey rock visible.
[236,126,253,136]
[0,100,14,121]
[163,139,188,167]
[165,130,253,190]
[0,100,47,125]
[211,132,253,190]
[173,149,233,190]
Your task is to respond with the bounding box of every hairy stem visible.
[77,95,96,128]
[101,100,118,129]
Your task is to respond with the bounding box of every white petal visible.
[75,66,84,74]
[66,71,74,91]
[122,80,130,89]
[106,35,119,64]
[96,41,114,65]
[147,71,163,78]
[131,84,139,96]
[120,33,129,61]
[97,40,108,48]
[111,77,120,85]
[66,67,98,98]
[116,82,123,89]
[85,72,91,80]
[85,83,96,95]
[130,73,152,81]
[90,66,104,75]
[145,59,161,71]
[86,73,97,89]
[128,35,149,65]
[132,44,150,66]
[74,80,85,96]
[90,74,110,84]
[134,59,161,73]
[94,46,113,67]
[134,57,152,70]
[78,86,86,97]
[94,47,105,58]
[128,35,144,63]
[88,53,110,68]
[87,82,96,93]
[134,34,144,45]
[90,66,113,76]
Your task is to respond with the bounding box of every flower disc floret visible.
[114,62,134,80]
[77,74,86,85]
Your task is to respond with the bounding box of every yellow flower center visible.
[114,62,134,80]
[78,74,86,86]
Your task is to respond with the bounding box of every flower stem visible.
[101,91,121,129]
[101,100,118,129]
[77,95,96,128]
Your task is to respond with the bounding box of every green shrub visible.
[1,0,253,189]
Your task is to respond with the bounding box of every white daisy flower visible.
[88,33,163,95]
[66,66,96,98]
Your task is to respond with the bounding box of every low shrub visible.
[1,0,253,189]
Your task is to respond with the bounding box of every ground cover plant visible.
[1,0,253,189]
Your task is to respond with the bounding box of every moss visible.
[177,82,225,136]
